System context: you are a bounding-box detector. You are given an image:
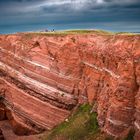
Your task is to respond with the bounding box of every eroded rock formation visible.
[0,129,4,140]
[0,33,140,139]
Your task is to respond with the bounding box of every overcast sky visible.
[0,0,140,34]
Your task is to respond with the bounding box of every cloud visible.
[0,0,140,33]
[1,0,140,13]
[1,0,140,17]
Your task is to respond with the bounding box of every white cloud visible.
[21,0,105,12]
[0,0,140,14]
[22,0,140,12]
[97,0,104,4]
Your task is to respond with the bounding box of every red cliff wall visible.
[0,33,140,139]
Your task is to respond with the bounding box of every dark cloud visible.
[0,0,140,33]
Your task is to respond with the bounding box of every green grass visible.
[115,32,139,36]
[124,130,135,140]
[41,104,135,140]
[64,29,113,35]
[22,29,140,38]
[24,29,113,37]
[42,104,99,140]
[23,31,69,38]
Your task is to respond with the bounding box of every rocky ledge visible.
[0,32,140,139]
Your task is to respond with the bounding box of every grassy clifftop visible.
[22,29,140,38]
[24,29,113,37]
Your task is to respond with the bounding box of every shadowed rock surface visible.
[0,32,140,140]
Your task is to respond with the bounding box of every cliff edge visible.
[0,31,140,139]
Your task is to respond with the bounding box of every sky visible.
[0,0,140,34]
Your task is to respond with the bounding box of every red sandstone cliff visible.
[0,33,140,139]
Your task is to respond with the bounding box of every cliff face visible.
[0,33,140,139]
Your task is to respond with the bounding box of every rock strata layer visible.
[0,33,140,139]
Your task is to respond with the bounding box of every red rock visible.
[0,33,140,139]
[0,129,4,140]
